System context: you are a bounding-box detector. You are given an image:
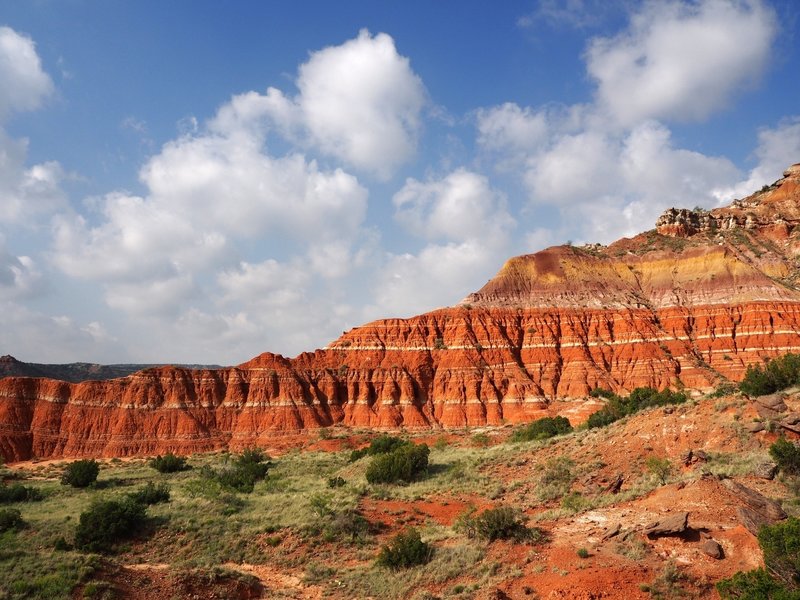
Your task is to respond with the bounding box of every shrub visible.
[589,387,618,399]
[204,449,271,493]
[327,476,346,488]
[350,435,410,462]
[771,438,800,476]
[0,483,43,503]
[472,433,490,447]
[376,528,432,569]
[365,443,429,484]
[510,416,572,442]
[0,508,24,532]
[61,459,100,488]
[74,498,147,553]
[717,568,800,599]
[537,456,575,502]
[128,482,170,505]
[759,517,800,587]
[325,508,369,543]
[457,506,540,543]
[149,452,190,473]
[586,387,687,429]
[576,547,590,559]
[740,354,800,396]
[646,457,673,485]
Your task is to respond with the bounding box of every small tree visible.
[377,528,432,569]
[0,508,24,532]
[365,444,429,484]
[646,457,673,485]
[770,438,800,476]
[61,459,100,488]
[149,453,190,473]
[74,498,147,553]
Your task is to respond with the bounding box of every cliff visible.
[2,164,800,461]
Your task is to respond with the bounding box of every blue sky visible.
[1,0,799,364]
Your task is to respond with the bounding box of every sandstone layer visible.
[2,164,800,461]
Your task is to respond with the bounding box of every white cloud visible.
[522,121,739,242]
[519,0,623,30]
[714,117,800,202]
[476,103,550,168]
[263,30,427,179]
[50,82,371,359]
[369,169,515,317]
[393,169,514,242]
[586,0,776,125]
[0,26,53,117]
[0,237,42,300]
[0,302,123,362]
[369,241,502,318]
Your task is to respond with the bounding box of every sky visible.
[1,0,799,365]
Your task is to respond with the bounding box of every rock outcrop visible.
[3,164,800,461]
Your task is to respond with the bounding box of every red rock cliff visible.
[2,164,800,461]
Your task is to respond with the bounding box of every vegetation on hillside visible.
[739,353,800,396]
[586,387,687,429]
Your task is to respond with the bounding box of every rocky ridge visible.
[2,164,800,461]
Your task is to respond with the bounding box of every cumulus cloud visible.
[50,76,371,358]
[714,117,800,203]
[524,121,739,241]
[0,237,42,300]
[0,26,53,117]
[393,169,514,242]
[261,30,427,179]
[367,169,515,317]
[586,0,776,125]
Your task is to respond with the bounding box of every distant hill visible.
[0,355,223,383]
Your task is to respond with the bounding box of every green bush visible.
[759,517,800,587]
[149,452,190,473]
[203,448,271,493]
[128,482,170,505]
[458,506,540,543]
[586,387,687,429]
[365,443,429,484]
[325,508,369,543]
[0,483,43,503]
[537,456,575,502]
[0,507,24,532]
[646,457,673,485]
[510,416,572,442]
[376,528,432,569]
[740,354,800,396]
[589,387,617,399]
[350,435,410,462]
[74,498,147,553]
[61,459,100,488]
[717,568,800,599]
[770,438,800,475]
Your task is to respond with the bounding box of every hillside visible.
[0,385,795,599]
[1,164,800,462]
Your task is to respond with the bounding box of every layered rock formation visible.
[2,164,800,461]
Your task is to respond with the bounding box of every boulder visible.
[753,462,778,480]
[643,512,689,537]
[722,479,787,536]
[700,539,724,559]
[745,422,766,433]
[755,394,788,419]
